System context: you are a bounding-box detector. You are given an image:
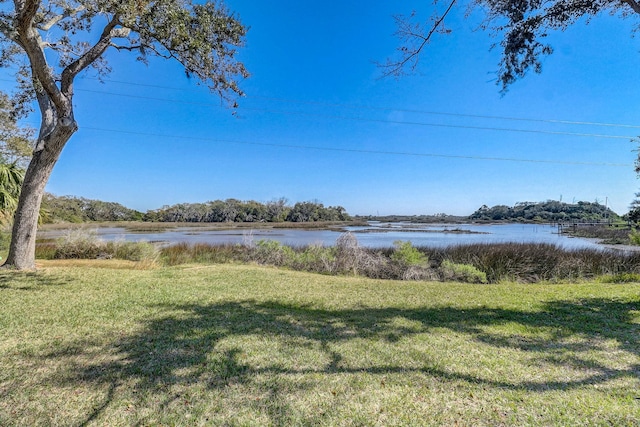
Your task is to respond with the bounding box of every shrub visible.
[391,241,428,266]
[253,240,296,266]
[334,232,393,278]
[402,265,438,281]
[53,230,104,259]
[629,229,640,246]
[292,244,337,274]
[440,260,488,283]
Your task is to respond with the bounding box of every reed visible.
[35,230,159,264]
[422,242,640,282]
[38,230,640,283]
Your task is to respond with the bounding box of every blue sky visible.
[15,1,640,215]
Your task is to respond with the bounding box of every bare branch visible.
[110,42,175,60]
[380,0,457,77]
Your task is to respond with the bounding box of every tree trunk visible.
[3,124,75,270]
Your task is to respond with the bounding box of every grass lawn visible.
[0,261,639,426]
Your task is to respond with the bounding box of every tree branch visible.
[13,0,68,114]
[622,0,640,14]
[60,15,123,95]
[380,0,457,77]
[38,5,85,31]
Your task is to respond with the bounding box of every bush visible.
[253,240,296,266]
[441,260,488,283]
[391,241,428,266]
[629,229,640,245]
[53,230,104,259]
[334,232,394,278]
[292,244,337,274]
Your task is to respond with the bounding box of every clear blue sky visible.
[18,1,640,215]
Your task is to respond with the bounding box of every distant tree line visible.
[42,195,350,223]
[144,199,350,223]
[42,194,144,223]
[40,195,622,224]
[469,201,620,223]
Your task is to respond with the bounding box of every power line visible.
[77,76,640,130]
[82,126,633,167]
[76,88,636,140]
[0,77,640,132]
[3,75,638,136]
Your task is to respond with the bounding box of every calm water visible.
[41,222,605,250]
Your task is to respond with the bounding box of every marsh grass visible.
[35,230,159,265]
[565,225,633,245]
[160,242,250,266]
[35,230,640,283]
[0,264,638,426]
[423,243,640,283]
[155,238,640,283]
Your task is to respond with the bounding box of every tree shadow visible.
[0,270,74,290]
[50,296,639,424]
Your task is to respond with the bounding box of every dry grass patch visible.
[36,259,154,270]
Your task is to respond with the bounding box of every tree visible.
[628,192,640,224]
[382,0,640,91]
[0,0,248,269]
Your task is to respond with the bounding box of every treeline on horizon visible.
[41,194,350,223]
[468,200,620,222]
[41,194,622,224]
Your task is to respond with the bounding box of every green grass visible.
[1,262,639,426]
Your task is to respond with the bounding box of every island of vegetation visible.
[468,200,620,223]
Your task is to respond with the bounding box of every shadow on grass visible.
[59,297,639,425]
[0,270,74,290]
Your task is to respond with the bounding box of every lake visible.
[39,222,607,250]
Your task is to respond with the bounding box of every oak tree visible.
[0,0,248,269]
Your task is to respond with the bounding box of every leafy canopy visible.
[0,91,32,166]
[0,0,248,105]
[383,0,640,90]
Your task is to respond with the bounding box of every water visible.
[40,222,605,250]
